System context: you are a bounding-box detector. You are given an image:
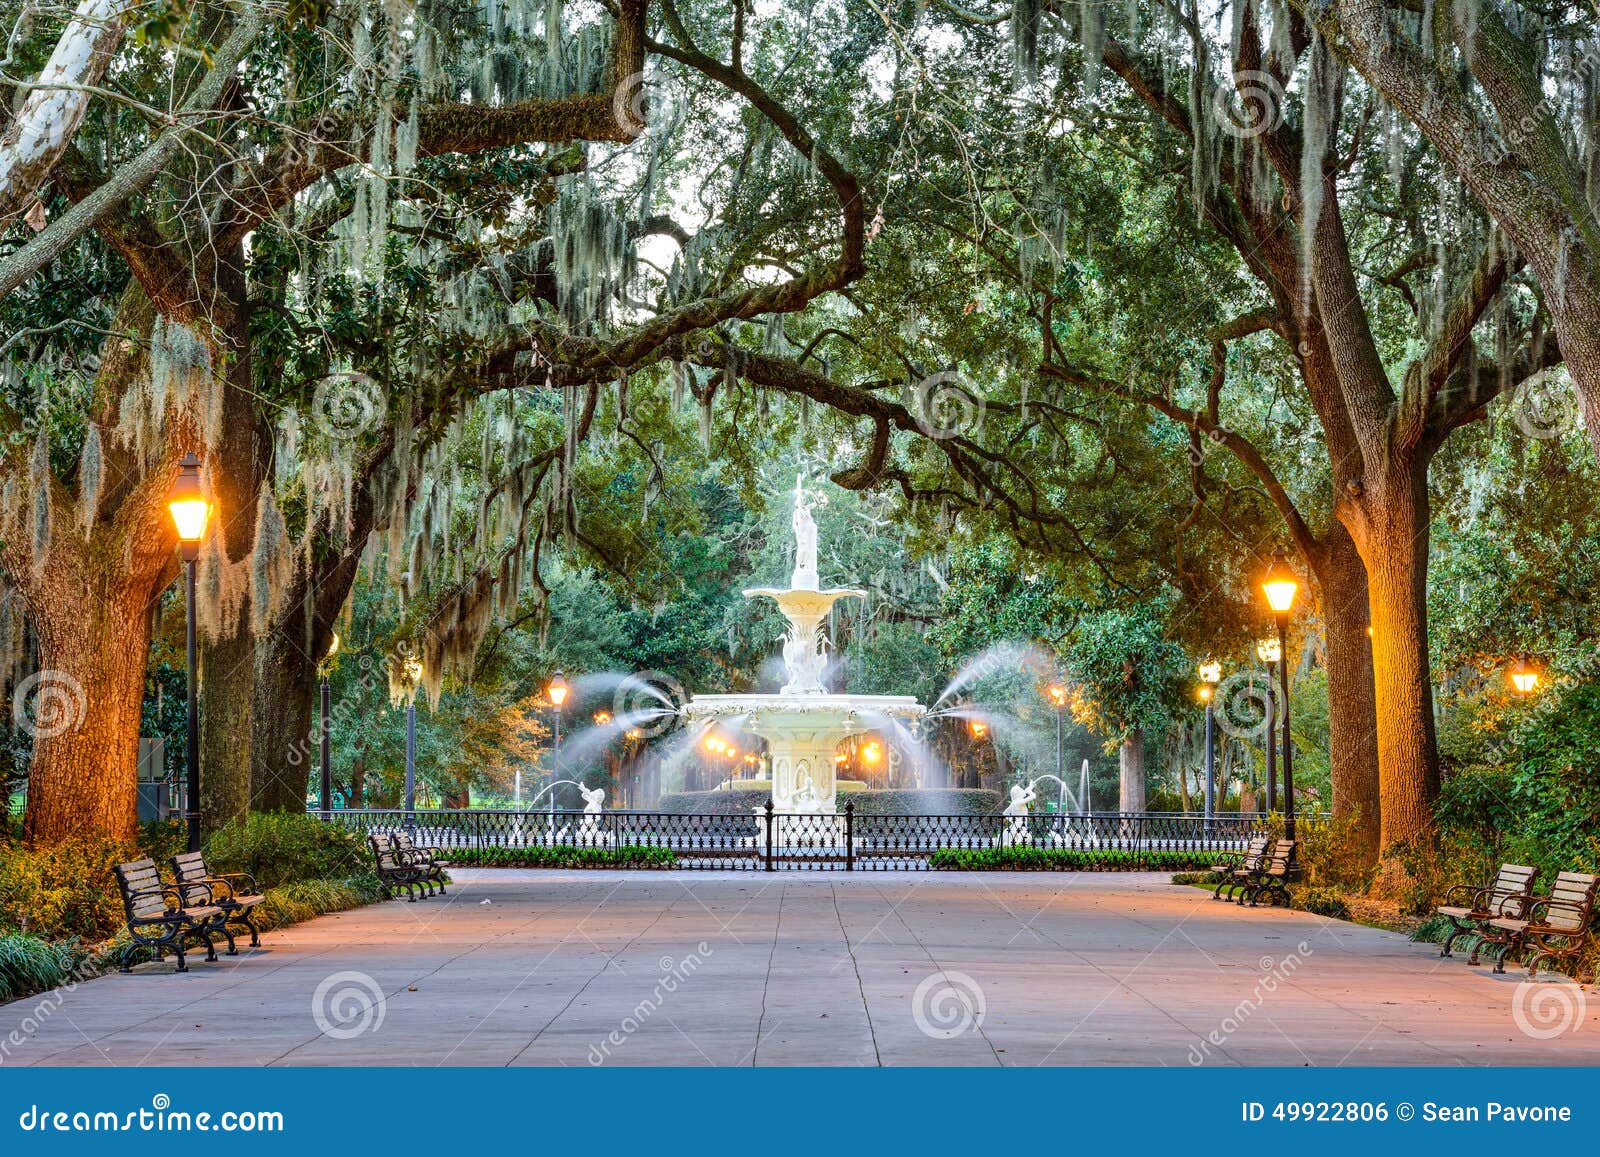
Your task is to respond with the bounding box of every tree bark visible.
[197,249,264,834]
[1118,728,1146,812]
[1319,522,1381,862]
[248,624,318,812]
[19,570,154,843]
[1342,461,1440,853]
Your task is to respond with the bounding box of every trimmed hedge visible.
[928,847,1217,871]
[444,845,677,869]
[658,788,1002,816]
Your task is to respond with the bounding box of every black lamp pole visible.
[1054,703,1064,788]
[1276,614,1295,840]
[319,676,332,812]
[1263,662,1277,815]
[183,551,200,852]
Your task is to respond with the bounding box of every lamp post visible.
[1261,551,1300,839]
[1197,659,1222,823]
[1255,636,1281,815]
[317,632,339,813]
[166,453,210,852]
[400,654,422,814]
[1046,682,1067,793]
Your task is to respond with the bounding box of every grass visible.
[443,845,677,869]
[0,932,82,1002]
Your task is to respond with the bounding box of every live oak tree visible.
[0,0,653,842]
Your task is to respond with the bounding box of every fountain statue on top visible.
[743,475,866,695]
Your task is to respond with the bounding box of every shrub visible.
[1294,886,1352,920]
[928,846,1215,871]
[253,876,385,932]
[445,846,676,869]
[203,812,368,889]
[0,836,141,941]
[0,932,81,1002]
[1170,871,1214,886]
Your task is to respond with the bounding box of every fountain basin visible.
[683,693,925,814]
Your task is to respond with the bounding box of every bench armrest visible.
[212,869,258,892]
[1527,898,1595,932]
[1442,882,1485,909]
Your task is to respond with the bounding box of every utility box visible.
[136,738,173,822]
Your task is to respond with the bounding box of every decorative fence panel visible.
[315,807,1303,872]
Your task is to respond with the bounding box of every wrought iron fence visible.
[315,805,1308,872]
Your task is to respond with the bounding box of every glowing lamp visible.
[167,452,210,559]
[547,670,569,707]
[593,710,613,726]
[1261,551,1300,615]
[1198,659,1222,684]
[968,719,989,740]
[1255,637,1281,664]
[1046,682,1068,708]
[1509,660,1540,696]
[862,741,882,765]
[1197,685,1213,703]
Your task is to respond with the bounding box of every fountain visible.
[681,474,926,815]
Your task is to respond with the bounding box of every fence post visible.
[844,800,854,871]
[764,800,775,872]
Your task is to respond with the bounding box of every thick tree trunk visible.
[1320,523,1381,863]
[1118,728,1146,812]
[21,579,153,844]
[197,248,264,833]
[249,626,318,812]
[1345,463,1439,854]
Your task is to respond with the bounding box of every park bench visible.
[170,850,265,953]
[112,859,225,973]
[392,831,448,896]
[1432,862,1537,961]
[369,832,430,901]
[1236,838,1298,907]
[1480,871,1599,977]
[1211,835,1272,902]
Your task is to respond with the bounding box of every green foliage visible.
[0,837,142,942]
[253,877,385,932]
[1062,600,1188,747]
[0,932,81,1002]
[928,847,1214,871]
[203,813,369,890]
[1292,887,1352,921]
[444,846,676,869]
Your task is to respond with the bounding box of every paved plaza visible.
[2,870,1595,1067]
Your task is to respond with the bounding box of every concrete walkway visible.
[2,870,1596,1066]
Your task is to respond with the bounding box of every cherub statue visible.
[1001,783,1037,847]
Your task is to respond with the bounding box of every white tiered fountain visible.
[681,475,926,815]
